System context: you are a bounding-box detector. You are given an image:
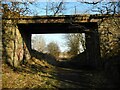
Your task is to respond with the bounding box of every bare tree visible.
[47,42,60,58]
[2,2,39,16]
[80,1,120,14]
[32,35,46,52]
[64,33,85,56]
[44,1,65,16]
[91,2,119,14]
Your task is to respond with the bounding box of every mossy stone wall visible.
[2,19,31,68]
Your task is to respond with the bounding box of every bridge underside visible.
[18,22,100,68]
[18,22,97,33]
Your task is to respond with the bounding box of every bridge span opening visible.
[18,22,100,68]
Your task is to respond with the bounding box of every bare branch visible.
[81,0,103,5]
[54,2,64,16]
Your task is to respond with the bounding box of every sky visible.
[27,2,96,15]
[2,1,97,15]
[3,1,119,15]
[20,1,119,16]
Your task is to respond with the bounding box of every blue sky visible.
[3,1,119,15]
[28,1,119,15]
[2,1,94,15]
[28,2,95,15]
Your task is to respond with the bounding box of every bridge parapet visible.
[3,14,120,24]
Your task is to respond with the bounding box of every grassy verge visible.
[2,58,60,89]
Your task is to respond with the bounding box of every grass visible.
[2,57,61,89]
[2,62,83,89]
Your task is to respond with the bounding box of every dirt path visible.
[45,67,112,88]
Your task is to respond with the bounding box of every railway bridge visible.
[2,14,120,68]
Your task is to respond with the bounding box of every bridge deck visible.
[3,14,120,24]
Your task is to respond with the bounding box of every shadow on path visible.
[44,67,113,88]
